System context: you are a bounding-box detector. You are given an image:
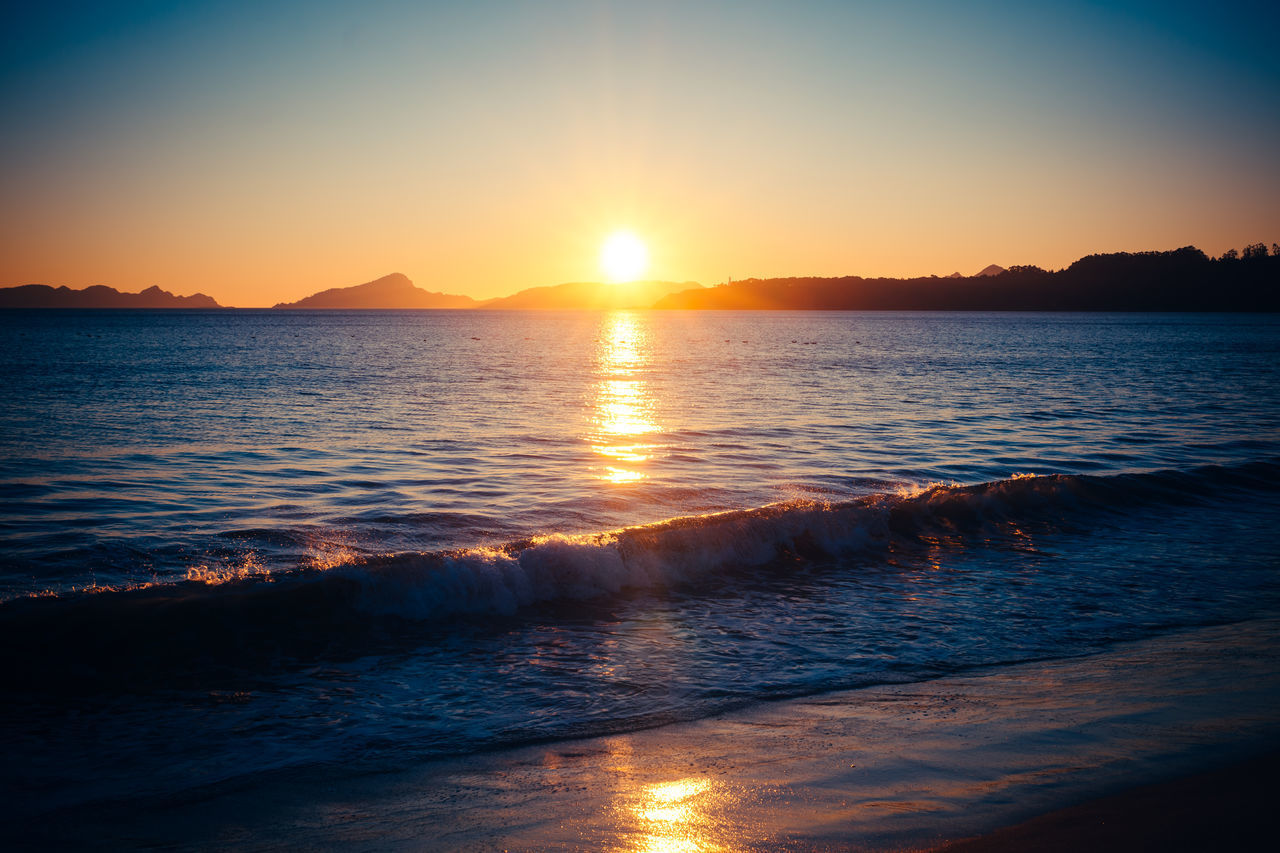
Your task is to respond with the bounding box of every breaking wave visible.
[3,460,1276,693]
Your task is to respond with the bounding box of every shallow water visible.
[1,309,1278,819]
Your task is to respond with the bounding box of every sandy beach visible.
[15,617,1279,851]
[929,749,1276,852]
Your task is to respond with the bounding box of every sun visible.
[600,231,649,282]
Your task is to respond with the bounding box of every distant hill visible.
[273,273,478,309]
[479,280,702,310]
[944,264,1003,278]
[654,247,1279,311]
[0,284,220,308]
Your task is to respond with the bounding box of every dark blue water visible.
[2,309,1278,819]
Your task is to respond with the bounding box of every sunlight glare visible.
[626,777,732,853]
[589,313,662,484]
[601,231,650,282]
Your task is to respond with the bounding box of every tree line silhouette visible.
[654,245,1279,311]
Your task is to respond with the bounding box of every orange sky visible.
[2,1,1277,306]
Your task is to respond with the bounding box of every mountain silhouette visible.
[479,280,702,310]
[273,273,478,309]
[0,284,221,308]
[975,264,1006,277]
[653,247,1278,311]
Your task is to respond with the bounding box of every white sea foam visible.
[337,499,888,617]
[331,471,1124,618]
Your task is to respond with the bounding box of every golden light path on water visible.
[590,312,662,485]
[590,315,747,850]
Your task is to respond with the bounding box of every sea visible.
[2,309,1279,829]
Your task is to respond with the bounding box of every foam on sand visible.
[16,618,1280,850]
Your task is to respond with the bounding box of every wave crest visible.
[2,461,1274,693]
[344,499,884,618]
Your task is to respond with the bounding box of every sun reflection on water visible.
[639,778,711,823]
[603,738,745,853]
[625,776,733,853]
[591,313,662,484]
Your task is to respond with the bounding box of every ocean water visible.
[2,309,1279,823]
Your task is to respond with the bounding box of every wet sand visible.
[15,618,1280,851]
[928,749,1276,852]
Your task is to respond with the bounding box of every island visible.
[272,273,479,309]
[0,284,221,309]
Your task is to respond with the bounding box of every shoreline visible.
[928,748,1277,852]
[12,617,1280,850]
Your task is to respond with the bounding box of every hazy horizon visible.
[3,1,1278,307]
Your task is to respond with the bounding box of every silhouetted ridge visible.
[654,247,1279,311]
[274,273,479,308]
[0,284,221,308]
[479,280,702,310]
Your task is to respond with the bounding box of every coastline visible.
[14,617,1280,851]
[927,749,1276,852]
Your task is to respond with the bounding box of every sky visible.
[1,0,1277,307]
